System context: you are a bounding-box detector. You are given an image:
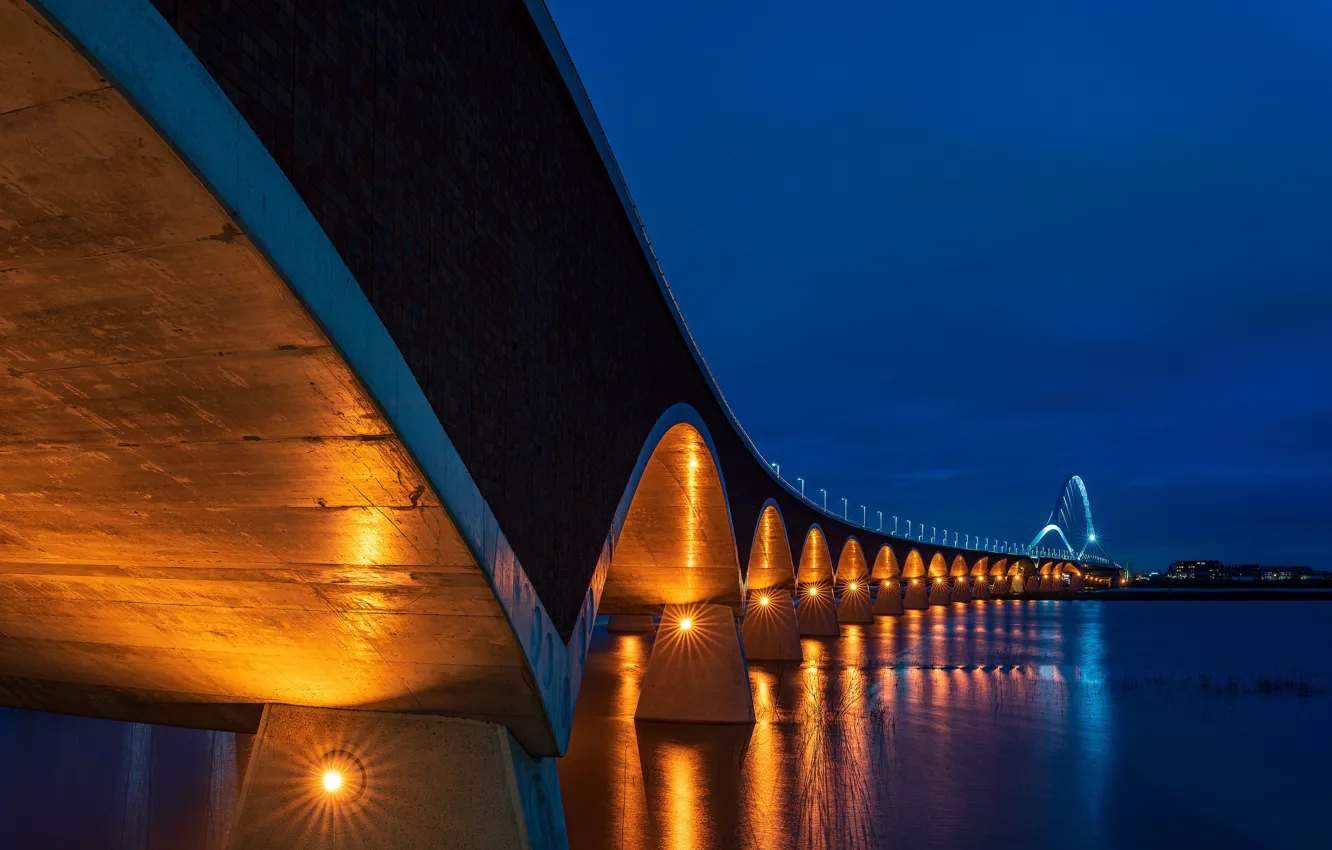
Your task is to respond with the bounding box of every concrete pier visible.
[973,578,991,601]
[796,587,840,636]
[836,583,874,624]
[607,615,657,633]
[993,575,1010,594]
[951,579,972,603]
[228,704,567,850]
[635,605,754,724]
[873,583,904,615]
[741,590,802,661]
[928,579,951,606]
[904,579,930,610]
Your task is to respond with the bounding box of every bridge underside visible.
[0,4,550,753]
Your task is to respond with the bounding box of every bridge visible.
[0,1,1118,847]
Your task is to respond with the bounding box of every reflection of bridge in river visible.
[1,2,1118,847]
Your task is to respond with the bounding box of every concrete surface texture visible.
[227,704,567,850]
[795,588,839,636]
[0,0,551,753]
[835,585,873,624]
[904,581,930,610]
[601,424,742,617]
[951,579,973,603]
[633,604,754,724]
[740,590,801,661]
[873,584,904,615]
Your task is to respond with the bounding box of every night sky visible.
[545,0,1332,571]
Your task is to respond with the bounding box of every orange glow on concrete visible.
[797,527,833,585]
[0,19,558,755]
[834,537,869,585]
[604,423,742,616]
[902,549,926,579]
[871,545,901,581]
[928,552,949,578]
[745,504,796,593]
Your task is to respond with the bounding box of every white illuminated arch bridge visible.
[1028,474,1114,564]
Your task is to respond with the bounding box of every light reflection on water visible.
[560,600,1331,850]
[0,602,1326,849]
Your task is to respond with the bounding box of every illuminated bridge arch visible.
[835,537,870,584]
[744,500,796,593]
[1029,474,1106,561]
[950,555,969,577]
[928,552,949,578]
[872,545,901,581]
[797,525,834,586]
[602,415,743,616]
[902,549,927,579]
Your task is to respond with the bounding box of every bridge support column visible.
[1009,575,1027,594]
[741,590,801,661]
[636,604,755,723]
[951,579,972,603]
[903,579,929,610]
[795,587,840,636]
[227,704,567,850]
[873,582,904,615]
[836,584,873,624]
[1069,573,1085,592]
[607,614,656,633]
[992,575,1010,594]
[973,578,991,601]
[928,579,951,606]
[1039,575,1055,593]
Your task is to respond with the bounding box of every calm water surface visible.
[1,601,1326,848]
[560,601,1330,850]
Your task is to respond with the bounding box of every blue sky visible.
[546,0,1332,570]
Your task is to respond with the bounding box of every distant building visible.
[1225,563,1262,582]
[1164,561,1319,583]
[1169,560,1224,580]
[1261,565,1313,582]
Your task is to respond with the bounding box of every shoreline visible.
[1004,589,1332,602]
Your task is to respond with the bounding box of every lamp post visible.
[906,520,912,538]
[841,497,848,519]
[964,533,969,548]
[861,505,867,526]
[931,527,936,544]
[772,462,780,477]
[942,529,947,548]
[877,510,883,532]
[954,532,959,547]
[893,516,898,535]
[820,488,827,511]
[797,477,804,496]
